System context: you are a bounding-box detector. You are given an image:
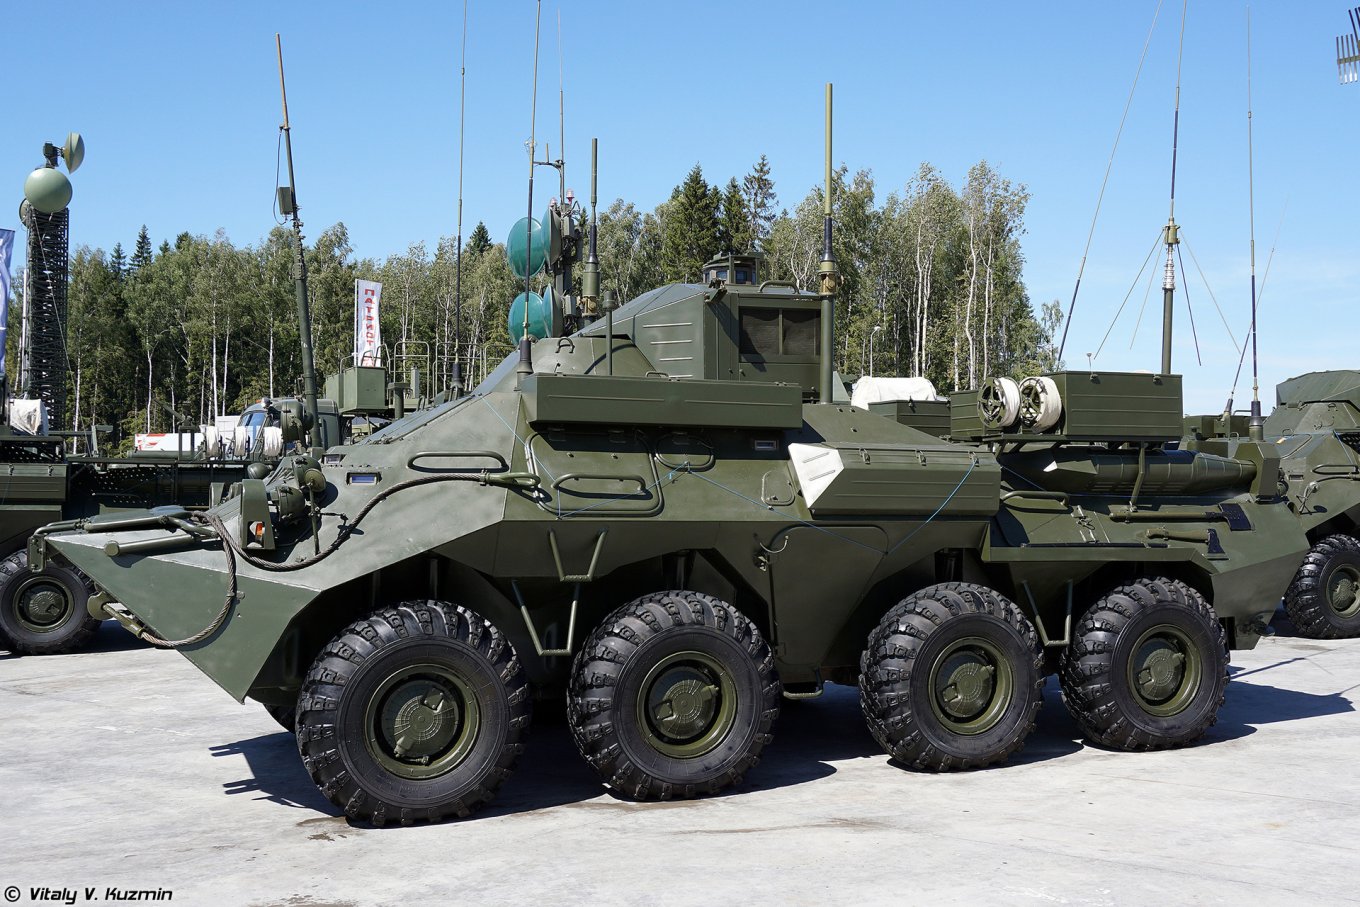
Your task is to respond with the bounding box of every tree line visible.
[3,155,1061,450]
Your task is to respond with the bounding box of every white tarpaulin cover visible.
[9,398,48,435]
[354,279,383,366]
[850,376,944,410]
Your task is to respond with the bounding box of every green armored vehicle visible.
[1185,370,1360,639]
[31,90,1317,824]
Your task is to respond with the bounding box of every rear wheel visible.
[296,600,531,825]
[0,550,99,655]
[1060,577,1227,750]
[859,582,1044,770]
[1283,535,1360,639]
[568,591,780,799]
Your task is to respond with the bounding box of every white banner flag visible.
[0,229,13,389]
[354,279,383,367]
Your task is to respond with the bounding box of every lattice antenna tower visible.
[18,132,84,430]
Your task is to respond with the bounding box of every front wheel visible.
[0,550,100,655]
[568,591,780,800]
[859,582,1044,771]
[296,600,531,825]
[1283,534,1360,639]
[1060,577,1227,751]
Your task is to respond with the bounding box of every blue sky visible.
[4,1,1358,413]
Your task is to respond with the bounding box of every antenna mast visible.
[817,83,839,404]
[1160,0,1188,376]
[275,34,323,454]
[515,1,543,388]
[453,0,468,396]
[1245,9,1263,440]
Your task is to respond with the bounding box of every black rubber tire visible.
[568,590,780,800]
[859,582,1044,771]
[264,702,297,734]
[0,550,99,655]
[296,600,531,826]
[1283,534,1360,639]
[1060,577,1228,751]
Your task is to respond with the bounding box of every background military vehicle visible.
[1185,370,1360,639]
[32,87,1318,825]
[0,399,253,654]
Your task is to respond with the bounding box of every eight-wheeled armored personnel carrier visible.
[34,232,1310,827]
[25,85,1329,825]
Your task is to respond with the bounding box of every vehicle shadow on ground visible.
[0,620,151,660]
[210,733,336,815]
[84,620,153,653]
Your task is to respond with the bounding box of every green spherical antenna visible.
[506,216,546,279]
[508,291,550,343]
[24,167,73,214]
[62,132,85,173]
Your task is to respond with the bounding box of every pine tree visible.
[464,222,492,257]
[659,164,721,283]
[130,225,153,274]
[742,155,777,249]
[110,243,127,282]
[719,177,754,254]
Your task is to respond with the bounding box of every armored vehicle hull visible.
[1187,370,1360,639]
[37,276,1307,823]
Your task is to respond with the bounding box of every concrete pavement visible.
[1,620,1357,906]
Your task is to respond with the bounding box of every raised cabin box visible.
[523,373,804,429]
[952,372,1183,442]
[868,399,951,438]
[324,366,388,415]
[1050,371,1182,440]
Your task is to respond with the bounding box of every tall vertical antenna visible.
[275,34,323,453]
[515,0,543,388]
[581,138,600,324]
[817,83,839,404]
[1159,0,1188,376]
[453,0,468,396]
[1246,8,1263,440]
[557,9,566,205]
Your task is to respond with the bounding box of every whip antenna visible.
[453,0,468,396]
[275,34,323,453]
[1158,0,1188,376]
[1245,7,1264,440]
[515,1,543,388]
[1059,0,1165,360]
[817,84,839,404]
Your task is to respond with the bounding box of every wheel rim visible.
[1326,564,1360,618]
[10,575,75,634]
[926,635,1014,735]
[363,663,481,780]
[636,651,738,759]
[1125,624,1202,717]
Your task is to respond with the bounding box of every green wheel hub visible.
[927,636,1013,735]
[636,651,738,758]
[1126,624,1202,717]
[11,575,74,634]
[364,663,481,780]
[1327,564,1360,618]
